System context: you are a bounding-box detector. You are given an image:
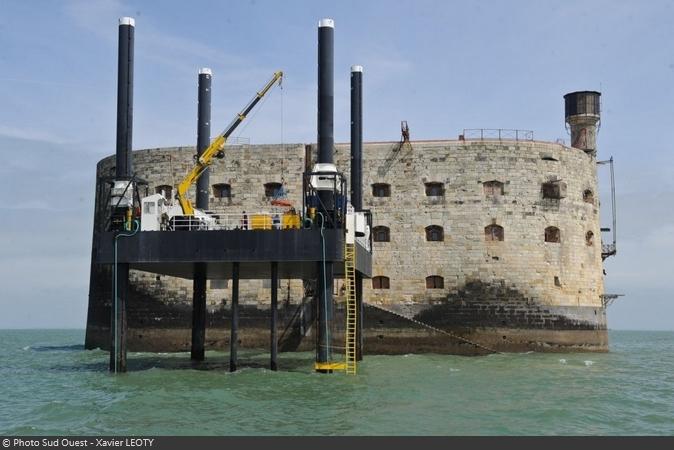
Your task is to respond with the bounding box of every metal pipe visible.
[110,219,139,373]
[355,272,363,361]
[230,262,240,372]
[270,262,279,371]
[317,19,334,164]
[116,17,134,178]
[350,65,363,211]
[196,68,212,209]
[190,69,211,362]
[190,262,207,361]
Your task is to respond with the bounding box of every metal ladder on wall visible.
[344,243,357,374]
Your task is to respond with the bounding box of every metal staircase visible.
[344,243,357,374]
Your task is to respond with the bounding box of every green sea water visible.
[1,329,673,435]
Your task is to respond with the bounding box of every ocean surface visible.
[0,329,673,436]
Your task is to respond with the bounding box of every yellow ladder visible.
[344,243,357,374]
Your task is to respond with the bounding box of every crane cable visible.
[233,77,279,142]
[280,78,285,187]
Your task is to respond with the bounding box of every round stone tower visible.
[564,91,601,155]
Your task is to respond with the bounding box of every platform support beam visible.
[270,262,279,371]
[191,262,207,361]
[316,260,334,373]
[110,263,129,373]
[229,262,240,372]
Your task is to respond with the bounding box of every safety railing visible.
[461,129,534,141]
[167,210,301,231]
[601,242,617,259]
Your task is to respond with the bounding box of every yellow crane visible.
[176,71,283,216]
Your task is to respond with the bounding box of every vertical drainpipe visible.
[110,16,134,373]
[316,18,335,372]
[350,65,364,361]
[191,68,211,362]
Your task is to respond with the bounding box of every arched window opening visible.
[373,226,390,242]
[155,185,173,200]
[426,276,444,289]
[545,226,561,243]
[372,276,390,289]
[425,182,444,197]
[264,182,283,198]
[483,180,504,197]
[213,183,231,198]
[583,189,594,204]
[372,183,391,197]
[586,231,594,246]
[425,225,444,242]
[485,224,504,242]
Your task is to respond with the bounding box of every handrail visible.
[461,128,534,141]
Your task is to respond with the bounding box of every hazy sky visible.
[1,0,672,330]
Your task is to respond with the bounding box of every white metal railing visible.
[461,128,534,141]
[167,211,300,231]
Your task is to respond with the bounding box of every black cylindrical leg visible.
[116,18,134,179]
[270,262,279,371]
[110,263,129,373]
[317,19,334,165]
[350,65,363,211]
[191,262,207,361]
[316,261,334,373]
[196,68,212,209]
[230,262,240,372]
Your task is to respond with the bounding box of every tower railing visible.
[461,129,534,142]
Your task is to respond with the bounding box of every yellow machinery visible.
[282,212,301,229]
[175,71,283,216]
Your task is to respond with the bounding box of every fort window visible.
[372,183,391,197]
[542,180,567,199]
[425,182,444,197]
[426,276,444,289]
[583,189,594,204]
[264,182,283,198]
[372,276,390,289]
[155,185,172,200]
[545,226,561,243]
[425,225,444,242]
[485,224,504,242]
[213,183,231,198]
[586,231,594,246]
[373,226,390,242]
[483,180,504,197]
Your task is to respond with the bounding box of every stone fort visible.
[86,98,611,354]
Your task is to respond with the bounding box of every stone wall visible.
[330,140,604,311]
[86,138,607,353]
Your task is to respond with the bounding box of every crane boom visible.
[176,70,284,216]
